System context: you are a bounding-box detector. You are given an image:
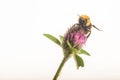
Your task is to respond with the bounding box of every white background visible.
[0,0,120,80]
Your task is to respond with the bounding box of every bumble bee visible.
[72,15,102,38]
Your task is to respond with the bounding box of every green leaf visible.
[74,54,84,69]
[78,49,90,56]
[43,34,61,46]
[59,35,64,43]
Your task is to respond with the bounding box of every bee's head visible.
[78,15,91,26]
[78,14,102,31]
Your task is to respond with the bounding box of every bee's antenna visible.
[77,14,80,17]
[92,25,103,31]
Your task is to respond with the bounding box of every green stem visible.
[53,54,70,80]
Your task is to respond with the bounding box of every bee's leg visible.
[87,31,91,38]
[92,25,102,31]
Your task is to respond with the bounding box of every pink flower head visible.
[74,31,87,47]
[65,30,87,49]
[63,25,87,52]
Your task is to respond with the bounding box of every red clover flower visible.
[43,15,101,80]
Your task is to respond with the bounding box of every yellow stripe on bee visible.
[86,19,91,26]
[81,15,91,26]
